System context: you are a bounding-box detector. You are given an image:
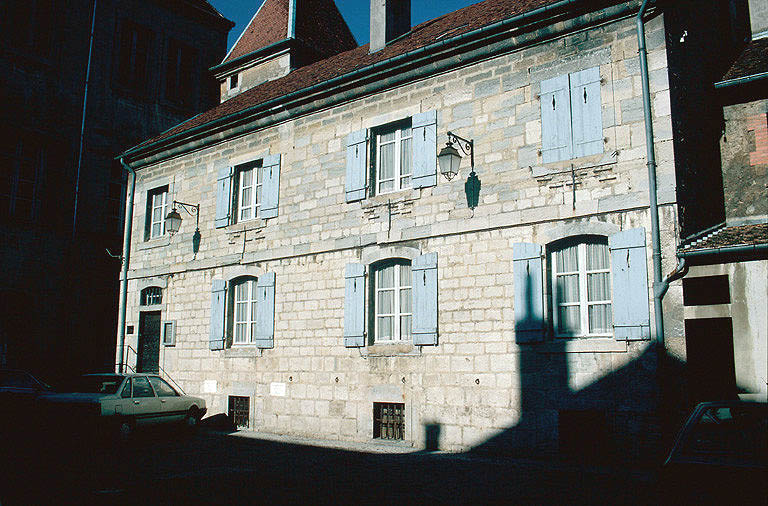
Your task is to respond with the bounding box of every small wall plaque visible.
[126,325,134,334]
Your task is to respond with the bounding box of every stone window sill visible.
[361,189,419,209]
[227,218,267,234]
[138,236,170,251]
[365,342,421,357]
[222,346,263,358]
[535,338,628,353]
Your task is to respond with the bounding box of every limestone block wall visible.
[124,14,680,455]
[720,99,768,220]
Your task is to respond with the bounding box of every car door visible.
[130,376,162,426]
[147,376,186,423]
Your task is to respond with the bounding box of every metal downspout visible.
[637,0,665,346]
[72,0,98,239]
[116,158,136,374]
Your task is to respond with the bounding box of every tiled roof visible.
[680,223,768,252]
[223,0,290,63]
[294,0,357,59]
[720,38,768,83]
[130,0,614,153]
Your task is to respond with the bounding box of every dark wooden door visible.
[137,311,161,373]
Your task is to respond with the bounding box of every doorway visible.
[137,311,161,373]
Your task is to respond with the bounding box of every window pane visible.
[377,316,393,340]
[399,288,411,314]
[255,182,262,206]
[152,223,161,237]
[556,274,580,303]
[380,131,395,143]
[380,143,394,180]
[400,315,411,339]
[589,304,612,334]
[132,377,154,398]
[556,244,579,272]
[399,264,411,287]
[241,187,251,208]
[378,290,393,313]
[400,137,412,177]
[379,180,394,193]
[235,323,246,343]
[587,272,610,301]
[236,282,247,300]
[377,265,394,288]
[236,302,246,321]
[241,169,252,187]
[558,306,581,335]
[586,243,609,270]
[401,126,411,138]
[250,322,257,342]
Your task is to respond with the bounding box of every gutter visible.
[714,71,768,89]
[122,0,603,162]
[636,0,665,346]
[678,243,768,259]
[116,158,136,374]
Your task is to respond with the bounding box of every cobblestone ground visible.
[1,428,659,505]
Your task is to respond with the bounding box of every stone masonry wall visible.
[124,14,681,455]
[721,99,768,220]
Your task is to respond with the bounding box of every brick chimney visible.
[370,0,411,53]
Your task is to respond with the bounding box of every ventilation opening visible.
[373,402,405,440]
[228,395,250,429]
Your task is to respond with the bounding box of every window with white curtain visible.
[146,186,168,239]
[235,160,263,222]
[551,238,612,337]
[372,260,412,343]
[232,277,258,344]
[374,121,412,195]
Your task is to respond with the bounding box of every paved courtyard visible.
[1,427,659,505]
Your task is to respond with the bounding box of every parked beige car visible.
[41,373,206,438]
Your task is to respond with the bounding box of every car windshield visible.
[61,375,125,394]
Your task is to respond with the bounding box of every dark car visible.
[0,369,51,434]
[662,401,767,505]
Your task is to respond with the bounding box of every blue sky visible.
[209,0,481,50]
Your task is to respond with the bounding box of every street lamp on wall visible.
[165,200,201,254]
[437,131,481,211]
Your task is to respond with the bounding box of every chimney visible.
[370,0,411,53]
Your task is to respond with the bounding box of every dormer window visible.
[229,74,239,91]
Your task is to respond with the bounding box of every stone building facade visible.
[119,0,704,457]
[0,0,232,378]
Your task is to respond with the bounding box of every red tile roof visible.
[294,0,357,59]
[224,0,290,63]
[680,223,768,252]
[130,0,614,153]
[721,38,768,83]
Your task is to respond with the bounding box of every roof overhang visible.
[120,0,641,168]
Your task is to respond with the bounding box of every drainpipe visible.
[72,0,98,239]
[116,158,136,374]
[637,0,665,346]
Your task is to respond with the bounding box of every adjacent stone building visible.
[676,0,768,404]
[0,0,232,378]
[117,0,761,458]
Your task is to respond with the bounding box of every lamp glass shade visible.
[165,209,182,236]
[438,144,461,180]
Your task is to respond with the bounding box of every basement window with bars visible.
[373,402,405,440]
[228,395,250,429]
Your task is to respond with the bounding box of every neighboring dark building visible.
[0,0,233,380]
[675,0,767,405]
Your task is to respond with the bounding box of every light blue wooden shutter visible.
[570,67,603,158]
[343,263,365,347]
[260,154,281,219]
[345,129,367,202]
[209,279,226,350]
[411,110,437,189]
[540,74,573,163]
[215,163,233,228]
[254,272,276,349]
[513,243,545,343]
[609,228,650,341]
[412,252,438,346]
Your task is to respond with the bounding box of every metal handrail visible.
[122,345,186,395]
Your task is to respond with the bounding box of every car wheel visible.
[184,407,200,431]
[118,417,135,441]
